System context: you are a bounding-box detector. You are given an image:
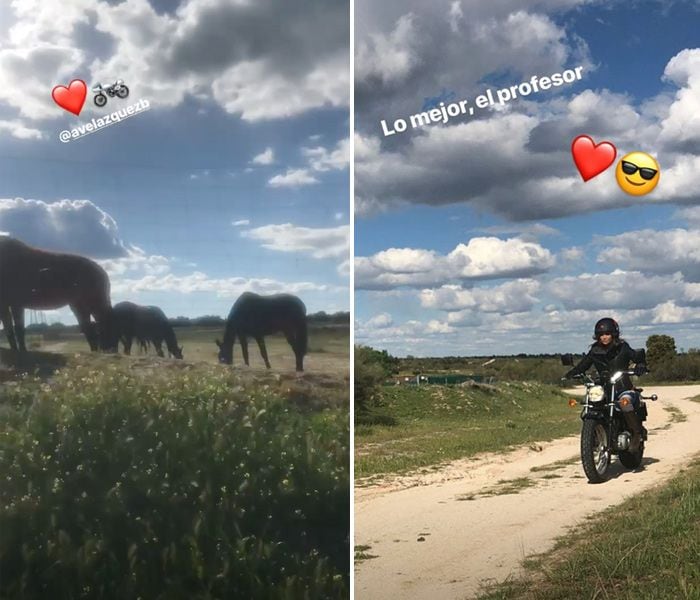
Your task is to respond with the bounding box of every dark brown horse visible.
[216,292,307,371]
[112,301,183,359]
[0,236,115,352]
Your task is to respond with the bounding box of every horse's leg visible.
[154,338,164,358]
[0,305,18,352]
[240,335,249,366]
[255,336,271,369]
[123,335,132,355]
[11,306,27,353]
[283,329,302,371]
[71,304,98,351]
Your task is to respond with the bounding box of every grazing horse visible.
[0,236,115,352]
[216,292,307,372]
[112,301,183,359]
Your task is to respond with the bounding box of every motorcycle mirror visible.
[560,354,574,366]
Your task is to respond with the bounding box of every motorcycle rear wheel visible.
[581,419,610,483]
[117,85,129,99]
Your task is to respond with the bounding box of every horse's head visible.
[171,345,184,360]
[215,339,232,364]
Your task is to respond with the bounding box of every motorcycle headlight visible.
[587,385,605,403]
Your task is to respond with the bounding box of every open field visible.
[0,325,349,598]
[355,382,579,479]
[12,324,349,377]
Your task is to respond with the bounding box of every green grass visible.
[457,477,537,501]
[355,382,580,478]
[663,404,688,423]
[529,457,578,473]
[0,356,349,599]
[477,455,700,600]
[354,544,378,563]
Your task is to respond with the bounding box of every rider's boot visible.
[623,411,643,452]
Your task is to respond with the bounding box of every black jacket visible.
[566,340,646,391]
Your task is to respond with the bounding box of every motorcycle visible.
[92,79,129,107]
[561,354,657,483]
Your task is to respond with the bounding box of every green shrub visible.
[354,346,395,418]
[0,365,348,599]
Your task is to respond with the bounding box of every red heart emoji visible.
[571,135,617,182]
[52,79,87,116]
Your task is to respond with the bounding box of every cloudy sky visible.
[0,0,349,327]
[355,0,700,357]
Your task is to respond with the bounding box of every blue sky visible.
[355,0,700,356]
[0,0,349,325]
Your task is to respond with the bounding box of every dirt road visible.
[354,385,700,600]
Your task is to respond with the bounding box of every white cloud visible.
[420,279,541,313]
[597,228,700,281]
[356,236,554,290]
[560,247,584,262]
[0,0,349,129]
[232,219,250,227]
[267,168,319,188]
[242,223,349,260]
[651,301,698,324]
[365,313,394,328]
[0,197,128,258]
[355,44,700,220]
[110,270,335,299]
[658,48,700,150]
[548,270,686,311]
[0,119,43,139]
[356,13,418,86]
[371,247,439,273]
[449,237,554,278]
[250,147,274,165]
[302,138,350,172]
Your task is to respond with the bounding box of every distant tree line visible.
[24,311,349,333]
[355,335,700,390]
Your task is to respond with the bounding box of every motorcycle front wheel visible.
[581,419,610,483]
[94,93,107,107]
[117,85,129,99]
[619,444,644,469]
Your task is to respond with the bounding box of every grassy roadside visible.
[477,455,700,600]
[355,382,580,478]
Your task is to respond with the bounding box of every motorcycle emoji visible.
[92,80,129,107]
[561,353,657,483]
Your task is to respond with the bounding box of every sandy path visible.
[354,385,700,600]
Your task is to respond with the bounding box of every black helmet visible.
[594,317,619,338]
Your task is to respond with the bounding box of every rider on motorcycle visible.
[564,317,648,451]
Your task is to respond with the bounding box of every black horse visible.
[112,301,183,359]
[216,292,307,371]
